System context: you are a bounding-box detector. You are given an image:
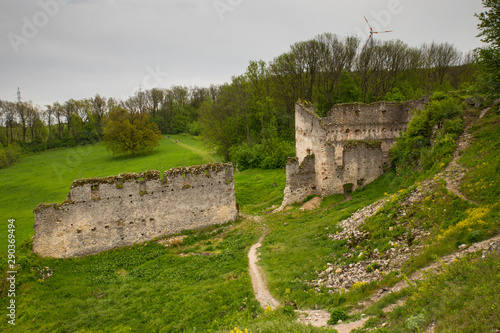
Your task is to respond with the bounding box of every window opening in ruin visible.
[91,184,99,200]
[343,183,354,194]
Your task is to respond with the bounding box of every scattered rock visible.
[158,235,186,247]
[300,196,323,211]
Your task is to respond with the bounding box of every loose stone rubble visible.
[312,183,436,292]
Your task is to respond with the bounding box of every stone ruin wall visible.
[282,97,429,207]
[33,163,238,258]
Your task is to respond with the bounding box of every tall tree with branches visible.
[476,0,500,96]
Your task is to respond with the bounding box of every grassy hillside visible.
[0,134,218,251]
[0,100,498,332]
[255,103,500,332]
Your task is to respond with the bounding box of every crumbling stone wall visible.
[282,98,429,207]
[33,163,238,258]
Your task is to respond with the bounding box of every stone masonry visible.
[281,98,429,207]
[33,163,238,258]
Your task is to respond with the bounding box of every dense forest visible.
[0,35,480,169]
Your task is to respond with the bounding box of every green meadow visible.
[0,106,498,332]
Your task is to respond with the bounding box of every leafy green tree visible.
[102,107,161,157]
[476,0,500,97]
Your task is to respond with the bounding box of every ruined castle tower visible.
[281,98,429,207]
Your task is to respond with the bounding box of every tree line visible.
[197,35,476,168]
[0,34,477,169]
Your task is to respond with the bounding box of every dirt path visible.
[248,233,281,309]
[246,222,333,327]
[439,128,477,205]
[169,138,216,163]
[437,105,493,206]
[246,105,496,332]
[356,234,500,313]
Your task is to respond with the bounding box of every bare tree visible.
[422,42,461,88]
[90,94,107,126]
[147,88,164,119]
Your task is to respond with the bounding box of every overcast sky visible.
[0,0,486,106]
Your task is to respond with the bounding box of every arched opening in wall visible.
[345,129,350,134]
[343,183,354,195]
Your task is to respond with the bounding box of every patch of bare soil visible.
[248,234,281,309]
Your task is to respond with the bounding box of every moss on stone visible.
[164,163,231,179]
[141,170,161,181]
[33,203,57,213]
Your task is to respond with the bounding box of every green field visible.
[0,108,499,332]
[0,134,218,251]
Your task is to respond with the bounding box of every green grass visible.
[0,221,264,333]
[460,107,500,205]
[257,171,405,309]
[0,134,331,332]
[0,102,498,332]
[387,252,500,333]
[255,105,500,324]
[234,168,286,214]
[0,134,218,251]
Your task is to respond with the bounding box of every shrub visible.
[390,95,464,172]
[0,143,23,169]
[229,140,295,170]
[327,308,349,325]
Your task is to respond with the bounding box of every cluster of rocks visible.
[313,242,425,292]
[313,186,436,292]
[329,200,386,243]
